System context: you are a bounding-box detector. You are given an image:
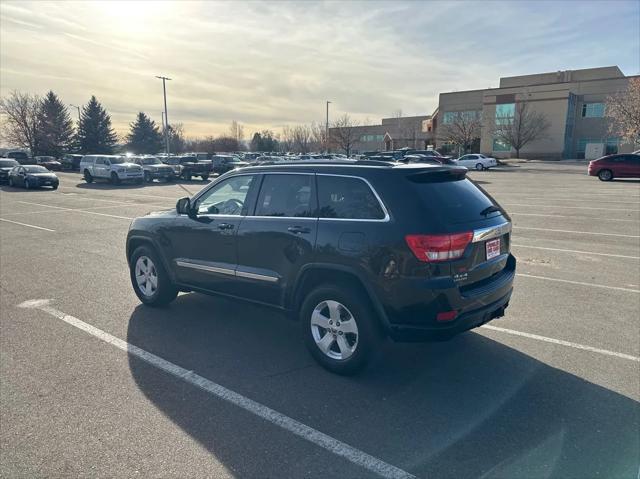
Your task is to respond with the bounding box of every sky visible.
[1,0,639,140]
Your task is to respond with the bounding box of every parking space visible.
[1,163,639,478]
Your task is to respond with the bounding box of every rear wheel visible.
[598,169,613,181]
[300,285,382,375]
[129,245,178,306]
[144,171,152,183]
[110,172,120,185]
[83,170,93,183]
[475,163,484,171]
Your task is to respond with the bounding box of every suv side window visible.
[95,157,105,165]
[195,175,256,216]
[317,175,386,220]
[255,174,316,218]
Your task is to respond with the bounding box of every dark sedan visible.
[35,156,63,171]
[0,159,19,183]
[8,165,59,189]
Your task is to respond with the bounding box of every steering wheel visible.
[220,197,244,214]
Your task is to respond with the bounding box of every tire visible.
[144,171,152,183]
[475,163,484,171]
[201,175,209,181]
[129,245,178,306]
[52,184,58,190]
[598,169,613,181]
[111,172,120,185]
[183,172,192,181]
[300,284,383,375]
[83,170,93,183]
[24,179,31,189]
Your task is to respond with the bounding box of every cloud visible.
[1,0,638,139]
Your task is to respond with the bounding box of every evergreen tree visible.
[76,96,118,154]
[37,91,74,157]
[126,112,163,154]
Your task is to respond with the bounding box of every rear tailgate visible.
[407,169,513,288]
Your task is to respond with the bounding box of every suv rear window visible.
[317,175,385,220]
[411,177,496,224]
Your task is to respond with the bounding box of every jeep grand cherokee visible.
[126,160,516,374]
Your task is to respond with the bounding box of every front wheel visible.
[598,169,613,181]
[475,163,484,171]
[300,285,382,375]
[110,172,120,185]
[83,170,93,183]
[129,246,178,306]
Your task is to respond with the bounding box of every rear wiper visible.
[480,205,501,216]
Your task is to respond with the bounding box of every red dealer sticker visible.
[486,238,501,260]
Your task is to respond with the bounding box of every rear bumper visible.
[388,289,512,342]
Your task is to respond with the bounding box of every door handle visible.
[218,223,234,230]
[287,226,311,234]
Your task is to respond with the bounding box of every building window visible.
[581,103,604,118]
[443,112,456,124]
[605,137,619,155]
[443,110,479,125]
[495,103,515,125]
[492,138,511,152]
[360,134,384,142]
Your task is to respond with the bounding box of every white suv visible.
[80,155,144,184]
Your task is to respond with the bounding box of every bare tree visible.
[0,91,41,154]
[292,125,312,153]
[280,125,293,152]
[437,112,482,155]
[229,120,244,144]
[605,77,640,148]
[331,114,359,156]
[491,100,550,158]
[310,121,327,152]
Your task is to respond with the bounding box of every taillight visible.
[405,232,473,262]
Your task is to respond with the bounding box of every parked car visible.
[211,155,249,174]
[5,151,31,164]
[126,160,515,374]
[34,156,63,171]
[8,165,59,189]
[80,155,144,184]
[0,158,19,183]
[131,156,175,183]
[588,153,640,181]
[61,154,83,171]
[161,155,212,181]
[455,154,498,171]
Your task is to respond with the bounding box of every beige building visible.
[329,115,431,153]
[434,66,636,159]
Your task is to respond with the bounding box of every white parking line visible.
[17,201,133,220]
[504,203,640,212]
[514,226,640,239]
[481,325,640,362]
[57,186,179,201]
[512,244,640,260]
[0,218,55,232]
[511,212,639,223]
[522,197,640,205]
[17,299,415,479]
[517,273,640,293]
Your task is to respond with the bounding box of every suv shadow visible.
[126,293,639,478]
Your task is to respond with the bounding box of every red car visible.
[588,153,640,181]
[34,156,62,171]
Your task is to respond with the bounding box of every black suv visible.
[126,160,516,374]
[162,155,212,181]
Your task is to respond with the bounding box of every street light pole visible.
[156,76,172,157]
[69,104,81,123]
[325,100,331,153]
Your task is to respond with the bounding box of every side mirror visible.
[176,197,194,217]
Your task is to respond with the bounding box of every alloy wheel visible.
[310,300,359,360]
[134,255,158,297]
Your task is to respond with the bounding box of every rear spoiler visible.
[406,166,468,183]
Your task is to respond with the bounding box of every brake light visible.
[436,310,458,322]
[405,232,473,262]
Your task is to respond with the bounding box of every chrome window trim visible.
[243,216,317,221]
[235,270,279,283]
[472,222,511,243]
[175,260,235,276]
[316,173,390,223]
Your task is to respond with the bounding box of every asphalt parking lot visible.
[1,162,638,479]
